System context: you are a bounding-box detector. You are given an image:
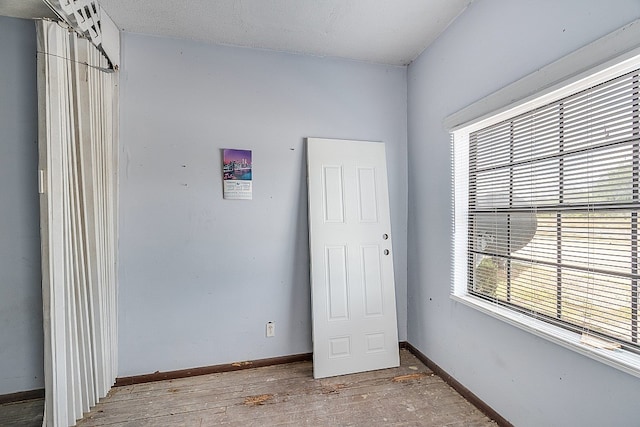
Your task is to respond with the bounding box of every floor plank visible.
[0,398,44,427]
[76,350,495,426]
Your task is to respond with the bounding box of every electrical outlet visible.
[266,321,275,337]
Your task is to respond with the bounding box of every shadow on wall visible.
[288,139,312,350]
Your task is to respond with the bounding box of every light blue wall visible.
[407,1,640,426]
[0,16,43,395]
[118,33,408,376]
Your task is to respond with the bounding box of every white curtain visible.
[36,20,118,427]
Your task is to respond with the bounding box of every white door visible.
[307,138,399,379]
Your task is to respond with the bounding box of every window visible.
[471,69,640,348]
[451,39,640,376]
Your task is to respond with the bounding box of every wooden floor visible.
[0,350,495,426]
[74,349,494,427]
[0,397,44,427]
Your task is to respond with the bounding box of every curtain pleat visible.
[36,20,118,427]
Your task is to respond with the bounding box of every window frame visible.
[448,19,640,378]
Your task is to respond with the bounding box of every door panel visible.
[361,245,384,316]
[326,246,349,320]
[323,166,345,223]
[307,138,399,379]
[357,168,379,222]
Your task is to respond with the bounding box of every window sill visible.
[451,294,640,379]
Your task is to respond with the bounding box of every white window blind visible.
[37,20,118,426]
[466,67,640,351]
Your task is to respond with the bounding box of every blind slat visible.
[466,67,640,351]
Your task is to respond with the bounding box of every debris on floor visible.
[243,394,274,406]
[392,372,428,382]
[321,383,346,395]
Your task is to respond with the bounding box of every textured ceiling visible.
[98,0,472,65]
[0,0,57,20]
[0,0,472,65]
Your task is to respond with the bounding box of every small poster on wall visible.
[222,148,253,200]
